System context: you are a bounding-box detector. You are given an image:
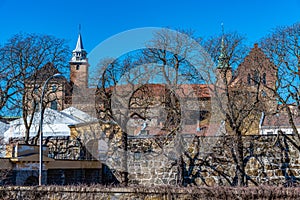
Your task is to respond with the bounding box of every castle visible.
[2,30,281,186]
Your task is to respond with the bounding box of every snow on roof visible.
[0,121,9,136]
[61,107,96,122]
[4,107,95,140]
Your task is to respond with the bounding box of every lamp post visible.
[39,73,63,186]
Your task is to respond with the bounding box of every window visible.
[261,90,267,97]
[51,100,58,110]
[134,152,141,160]
[254,70,259,84]
[76,65,80,70]
[262,73,266,85]
[247,74,251,85]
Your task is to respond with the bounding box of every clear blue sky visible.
[0,0,299,53]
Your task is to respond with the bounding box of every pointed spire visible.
[74,33,84,52]
[217,23,230,69]
[70,25,87,62]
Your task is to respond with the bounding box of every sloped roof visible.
[61,107,97,122]
[25,62,64,82]
[0,121,9,136]
[230,43,276,87]
[261,113,300,128]
[105,83,212,99]
[4,107,95,140]
[73,33,85,52]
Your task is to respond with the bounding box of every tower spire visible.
[71,25,87,62]
[70,26,89,89]
[217,23,229,69]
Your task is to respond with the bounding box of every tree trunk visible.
[236,133,245,186]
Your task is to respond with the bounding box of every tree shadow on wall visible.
[275,134,299,186]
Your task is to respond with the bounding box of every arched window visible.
[254,70,259,85]
[262,73,266,85]
[247,74,251,85]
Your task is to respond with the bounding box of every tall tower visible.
[216,27,232,88]
[70,29,89,89]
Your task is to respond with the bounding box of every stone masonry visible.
[112,134,300,186]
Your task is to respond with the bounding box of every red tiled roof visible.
[103,83,212,99]
[262,111,300,127]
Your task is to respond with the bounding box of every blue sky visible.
[0,0,299,53]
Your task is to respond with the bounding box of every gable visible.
[231,43,277,88]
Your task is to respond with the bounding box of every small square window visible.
[134,152,141,160]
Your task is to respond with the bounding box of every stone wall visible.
[127,136,178,185]
[182,135,300,186]
[124,134,300,187]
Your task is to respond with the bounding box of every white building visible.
[259,112,300,135]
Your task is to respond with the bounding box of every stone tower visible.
[70,31,89,89]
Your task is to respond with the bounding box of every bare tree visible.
[202,32,273,186]
[94,28,214,185]
[0,45,23,115]
[260,22,300,149]
[0,33,70,143]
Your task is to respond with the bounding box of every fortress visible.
[2,30,289,186]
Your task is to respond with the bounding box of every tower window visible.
[247,74,251,85]
[254,70,259,85]
[262,73,266,85]
[76,65,80,70]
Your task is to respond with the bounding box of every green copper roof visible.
[217,36,230,69]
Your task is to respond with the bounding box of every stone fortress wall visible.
[123,134,300,186]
